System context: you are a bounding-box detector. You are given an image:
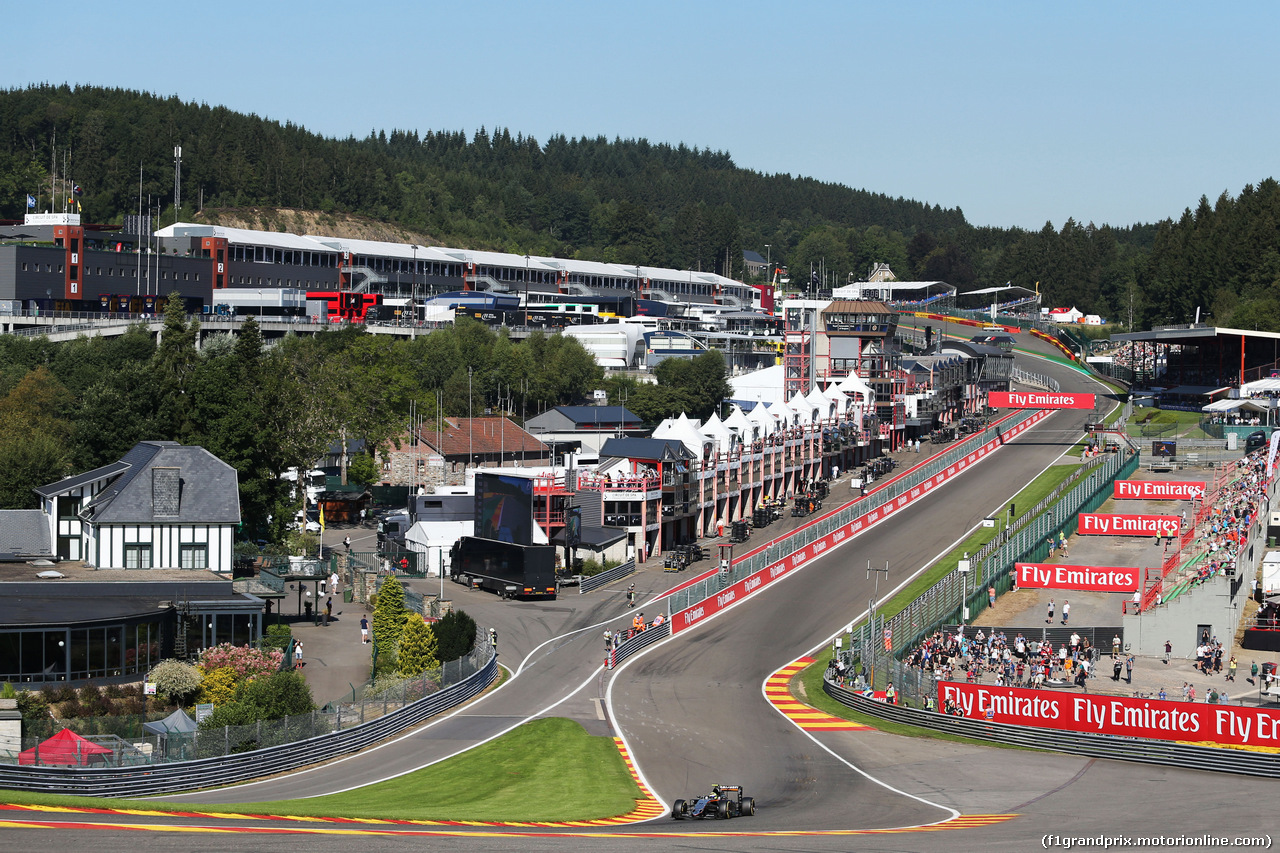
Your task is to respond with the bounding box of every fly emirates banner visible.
[1078,513,1181,537]
[1113,479,1206,500]
[940,682,1280,748]
[1015,562,1139,592]
[988,391,1095,410]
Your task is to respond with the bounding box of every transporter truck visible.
[449,536,558,600]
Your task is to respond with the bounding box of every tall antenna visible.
[173,146,182,223]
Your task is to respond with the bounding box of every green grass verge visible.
[0,718,643,822]
[877,463,1076,624]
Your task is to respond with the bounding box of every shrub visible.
[77,684,111,717]
[147,659,203,705]
[41,685,76,704]
[198,670,314,730]
[397,614,439,677]
[198,643,283,680]
[431,609,477,662]
[199,667,240,706]
[262,624,293,653]
[372,576,407,654]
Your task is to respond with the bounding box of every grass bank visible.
[0,717,643,822]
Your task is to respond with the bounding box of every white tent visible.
[764,401,791,429]
[723,404,753,438]
[1202,398,1271,413]
[701,413,735,452]
[837,372,875,405]
[788,391,814,424]
[748,402,776,436]
[805,386,835,421]
[728,364,788,407]
[653,416,705,458]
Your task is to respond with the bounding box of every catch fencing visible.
[851,449,1139,692]
[0,645,497,795]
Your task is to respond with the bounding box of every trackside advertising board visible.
[1015,562,1139,592]
[1113,480,1205,501]
[988,391,1095,410]
[939,682,1280,749]
[670,410,1053,634]
[1078,513,1181,537]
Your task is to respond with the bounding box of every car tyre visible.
[671,799,686,820]
[741,797,755,816]
[716,800,729,819]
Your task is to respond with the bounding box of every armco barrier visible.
[580,559,637,594]
[822,676,1280,778]
[668,408,1055,634]
[0,652,498,796]
[609,621,671,668]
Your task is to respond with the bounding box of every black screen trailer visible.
[450,536,558,599]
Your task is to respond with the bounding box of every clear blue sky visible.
[3,1,1277,230]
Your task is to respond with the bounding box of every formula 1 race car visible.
[671,784,755,820]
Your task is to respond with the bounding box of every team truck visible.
[449,537,559,599]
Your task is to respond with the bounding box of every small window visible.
[124,544,152,569]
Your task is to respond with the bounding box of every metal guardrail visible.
[611,621,671,666]
[0,651,498,796]
[580,559,637,594]
[822,678,1280,778]
[1011,366,1061,391]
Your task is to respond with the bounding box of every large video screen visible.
[474,473,534,545]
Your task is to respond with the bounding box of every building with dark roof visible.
[523,405,646,460]
[381,418,549,487]
[29,441,241,571]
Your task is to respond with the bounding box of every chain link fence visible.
[5,635,493,767]
[848,450,1139,693]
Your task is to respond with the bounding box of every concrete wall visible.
[1122,572,1247,656]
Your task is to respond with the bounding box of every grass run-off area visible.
[0,718,643,822]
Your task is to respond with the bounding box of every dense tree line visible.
[3,85,1279,329]
[0,296,604,538]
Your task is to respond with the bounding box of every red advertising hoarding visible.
[1078,513,1181,537]
[670,410,1054,633]
[939,682,1280,749]
[1113,479,1205,501]
[1015,562,1139,592]
[988,391,1095,410]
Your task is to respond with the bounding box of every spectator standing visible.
[1112,657,1122,680]
[360,615,370,643]
[1061,600,1070,626]
[1046,599,1055,624]
[1125,655,1134,684]
[1113,634,1121,657]
[1228,655,1237,682]
[1163,639,1171,664]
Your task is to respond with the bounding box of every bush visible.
[77,684,111,717]
[431,609,477,662]
[40,685,76,704]
[397,614,439,677]
[262,623,293,651]
[147,659,203,705]
[198,670,315,730]
[198,643,283,680]
[372,575,407,654]
[199,667,240,706]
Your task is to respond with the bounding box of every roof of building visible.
[59,441,242,525]
[599,437,694,461]
[0,510,51,559]
[822,300,895,315]
[33,461,130,499]
[418,418,548,458]
[742,250,766,263]
[543,406,642,426]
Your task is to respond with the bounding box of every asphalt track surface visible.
[8,323,1277,851]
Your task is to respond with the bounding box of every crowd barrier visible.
[822,677,1280,778]
[580,559,637,594]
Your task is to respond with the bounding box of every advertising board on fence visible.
[1015,562,1139,592]
[671,410,1052,634]
[1113,480,1205,501]
[1078,513,1181,536]
[939,681,1280,749]
[989,391,1094,410]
